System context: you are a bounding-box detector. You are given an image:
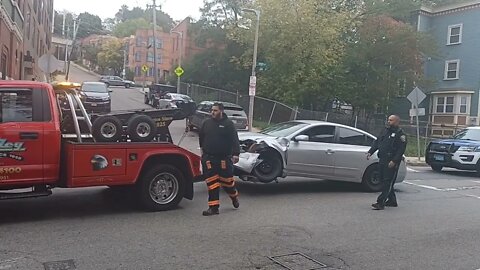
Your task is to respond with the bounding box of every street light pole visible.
[171,31,183,94]
[242,8,260,131]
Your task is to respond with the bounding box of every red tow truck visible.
[0,81,201,211]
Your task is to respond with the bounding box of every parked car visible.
[80,82,112,113]
[233,120,407,191]
[144,84,177,107]
[426,127,480,174]
[99,76,134,88]
[188,101,248,131]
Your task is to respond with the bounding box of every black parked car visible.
[80,82,112,113]
[188,101,248,131]
[99,76,135,88]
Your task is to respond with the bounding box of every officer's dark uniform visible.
[199,113,240,212]
[368,126,407,207]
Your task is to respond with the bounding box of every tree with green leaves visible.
[112,18,150,38]
[76,12,104,38]
[97,39,124,75]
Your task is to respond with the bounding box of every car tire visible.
[125,83,131,88]
[127,114,157,142]
[362,163,383,192]
[253,150,283,183]
[92,115,123,142]
[136,164,185,211]
[431,165,443,172]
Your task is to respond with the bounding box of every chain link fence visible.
[179,82,470,155]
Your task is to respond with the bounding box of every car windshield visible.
[82,84,108,93]
[260,122,309,137]
[452,129,480,141]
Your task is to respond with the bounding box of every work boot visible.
[371,203,385,210]
[385,200,398,207]
[202,207,219,216]
[232,197,240,209]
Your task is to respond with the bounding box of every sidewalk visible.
[405,156,426,166]
[71,62,100,78]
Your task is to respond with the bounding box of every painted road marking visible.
[404,181,480,199]
[407,167,420,173]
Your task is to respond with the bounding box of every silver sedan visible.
[234,120,407,191]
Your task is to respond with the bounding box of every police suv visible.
[426,127,480,174]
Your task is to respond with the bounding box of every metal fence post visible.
[268,102,277,125]
[355,115,358,128]
[236,90,239,104]
[325,112,329,121]
[294,106,299,120]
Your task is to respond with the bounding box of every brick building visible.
[0,0,54,81]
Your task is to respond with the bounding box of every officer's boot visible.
[232,197,239,209]
[202,206,219,216]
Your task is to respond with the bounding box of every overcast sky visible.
[54,0,203,21]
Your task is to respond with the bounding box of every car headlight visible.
[458,146,476,152]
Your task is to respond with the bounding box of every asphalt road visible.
[1,67,479,270]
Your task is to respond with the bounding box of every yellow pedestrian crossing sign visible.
[142,65,149,73]
[174,66,184,77]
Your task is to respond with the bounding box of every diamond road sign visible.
[407,87,426,107]
[174,66,184,77]
[142,65,149,73]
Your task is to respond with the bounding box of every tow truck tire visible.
[92,115,123,142]
[136,164,185,211]
[127,114,157,142]
[362,163,382,192]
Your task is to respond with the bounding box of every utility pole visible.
[171,31,183,93]
[65,17,80,81]
[147,0,161,84]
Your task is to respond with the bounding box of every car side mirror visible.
[294,135,309,142]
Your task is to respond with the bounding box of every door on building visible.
[1,51,7,80]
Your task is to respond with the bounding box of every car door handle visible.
[326,149,335,154]
[20,132,39,140]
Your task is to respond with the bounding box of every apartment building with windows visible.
[415,0,480,136]
[0,0,53,81]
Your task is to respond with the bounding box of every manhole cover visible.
[268,252,327,270]
[43,260,76,270]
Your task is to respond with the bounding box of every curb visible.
[406,162,427,167]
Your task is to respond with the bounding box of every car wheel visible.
[127,114,157,142]
[431,165,443,172]
[362,163,383,192]
[253,150,283,183]
[92,115,123,142]
[136,164,185,211]
[125,83,131,88]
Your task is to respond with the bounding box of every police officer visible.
[199,102,240,216]
[367,115,407,210]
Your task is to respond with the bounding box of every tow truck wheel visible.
[136,165,185,211]
[92,115,123,142]
[127,114,157,142]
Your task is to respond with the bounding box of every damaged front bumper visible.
[234,137,288,180]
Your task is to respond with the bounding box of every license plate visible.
[91,103,97,107]
[434,154,444,161]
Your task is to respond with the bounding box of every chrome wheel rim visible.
[100,122,117,138]
[149,173,179,204]
[136,122,151,138]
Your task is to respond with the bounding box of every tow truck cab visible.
[0,81,201,211]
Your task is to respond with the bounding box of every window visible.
[135,52,141,62]
[337,127,371,146]
[136,37,143,47]
[147,52,154,62]
[148,37,154,47]
[444,60,460,80]
[135,66,141,76]
[447,24,462,45]
[436,96,454,113]
[460,96,468,114]
[0,90,33,123]
[156,38,163,49]
[301,125,336,143]
[157,54,162,64]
